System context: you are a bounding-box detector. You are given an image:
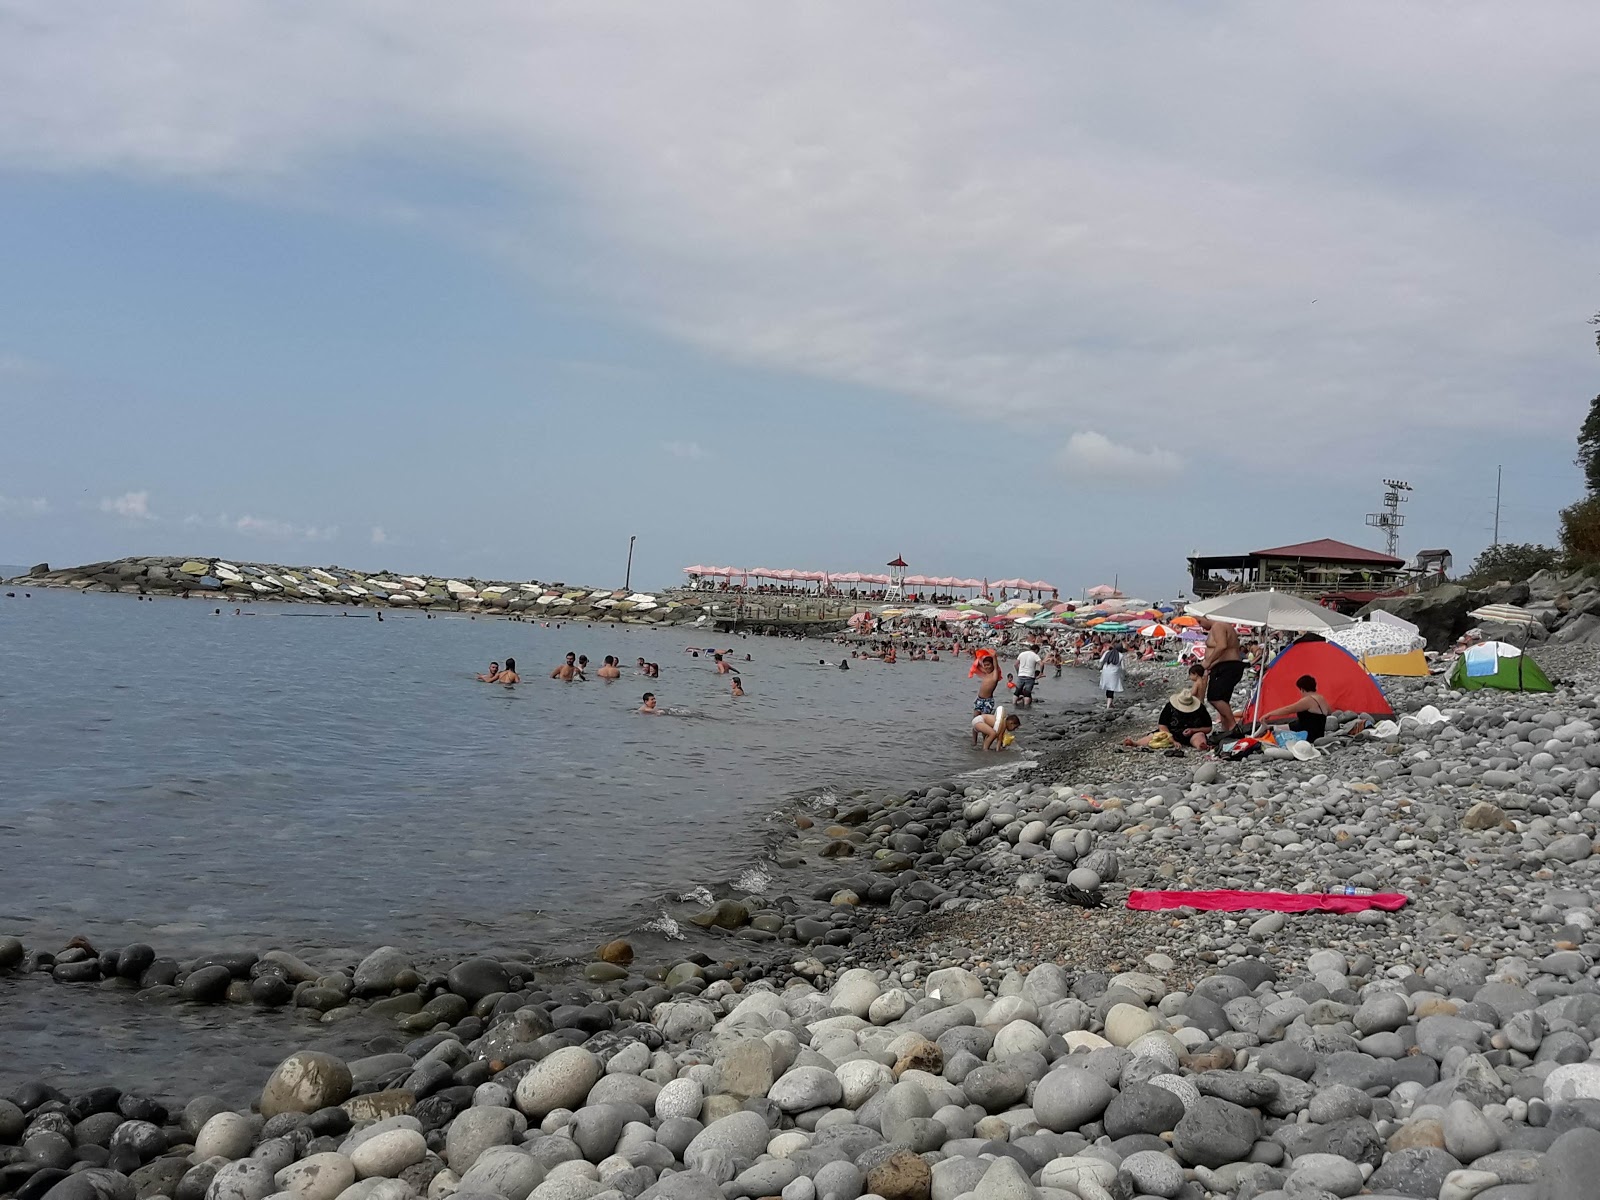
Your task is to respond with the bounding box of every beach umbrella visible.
[1179,628,1207,642]
[1086,584,1119,598]
[682,564,712,575]
[1186,589,1355,633]
[1172,614,1199,627]
[1139,623,1178,638]
[860,573,892,586]
[1468,603,1537,626]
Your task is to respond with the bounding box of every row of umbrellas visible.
[682,566,1055,591]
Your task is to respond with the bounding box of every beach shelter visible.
[1242,641,1393,722]
[1363,650,1431,677]
[1447,643,1553,692]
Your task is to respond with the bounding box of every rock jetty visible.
[7,558,701,624]
[7,651,1600,1198]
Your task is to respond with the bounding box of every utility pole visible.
[1493,466,1502,548]
[624,535,637,591]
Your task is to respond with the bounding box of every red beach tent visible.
[1242,641,1393,721]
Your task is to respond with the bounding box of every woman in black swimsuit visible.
[1259,674,1331,740]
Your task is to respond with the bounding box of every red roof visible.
[1250,538,1403,566]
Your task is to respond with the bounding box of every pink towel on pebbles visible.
[1125,890,1408,914]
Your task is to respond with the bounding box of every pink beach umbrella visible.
[832,571,862,584]
[682,564,712,575]
[859,573,892,586]
[1086,584,1120,598]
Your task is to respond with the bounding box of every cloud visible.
[1059,431,1182,477]
[234,514,338,541]
[370,525,389,545]
[99,490,154,520]
[0,493,49,515]
[0,3,1596,470]
[662,440,709,460]
[181,511,338,541]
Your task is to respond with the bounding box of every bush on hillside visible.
[1463,542,1560,584]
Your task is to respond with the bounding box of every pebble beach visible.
[6,620,1600,1200]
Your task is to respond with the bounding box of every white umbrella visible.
[1186,590,1355,632]
[1186,590,1355,736]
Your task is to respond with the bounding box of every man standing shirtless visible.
[551,652,582,681]
[1197,616,1245,736]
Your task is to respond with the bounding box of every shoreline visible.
[7,653,1600,1197]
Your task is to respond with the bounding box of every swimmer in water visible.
[597,656,621,680]
[498,658,520,684]
[639,692,662,714]
[577,655,591,678]
[551,652,580,681]
[838,659,850,670]
[477,661,501,682]
[713,653,733,674]
[730,677,745,696]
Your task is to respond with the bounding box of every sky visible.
[1,1,1596,598]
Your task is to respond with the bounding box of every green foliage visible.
[1465,542,1560,583]
[1577,393,1600,495]
[1559,495,1600,567]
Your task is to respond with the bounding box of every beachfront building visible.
[1186,538,1408,611]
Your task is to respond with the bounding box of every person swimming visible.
[838,659,850,670]
[498,658,520,684]
[730,677,745,696]
[639,692,662,714]
[597,656,621,680]
[477,661,501,682]
[713,653,733,674]
[551,653,581,681]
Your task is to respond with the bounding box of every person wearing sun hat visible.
[1124,664,1213,750]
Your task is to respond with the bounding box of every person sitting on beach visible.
[1125,667,1212,750]
[498,658,521,684]
[972,707,1021,751]
[639,692,662,714]
[477,661,501,682]
[551,652,581,681]
[730,676,745,696]
[597,656,621,680]
[1257,675,1331,741]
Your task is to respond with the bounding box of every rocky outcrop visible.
[1363,566,1600,648]
[1360,584,1489,649]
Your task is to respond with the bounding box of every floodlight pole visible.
[624,535,637,591]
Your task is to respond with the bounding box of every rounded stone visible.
[349,1127,427,1179]
[195,1111,256,1160]
[260,1051,353,1118]
[1032,1067,1114,1133]
[515,1047,602,1119]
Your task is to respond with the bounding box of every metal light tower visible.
[1365,479,1411,558]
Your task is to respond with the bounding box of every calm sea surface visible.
[0,588,1099,1101]
[0,589,1098,955]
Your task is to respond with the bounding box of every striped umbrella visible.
[1468,603,1538,625]
[1139,623,1178,638]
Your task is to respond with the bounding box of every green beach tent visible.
[1448,642,1553,693]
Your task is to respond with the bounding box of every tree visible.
[1465,542,1560,583]
[1577,393,1600,495]
[1561,496,1600,568]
